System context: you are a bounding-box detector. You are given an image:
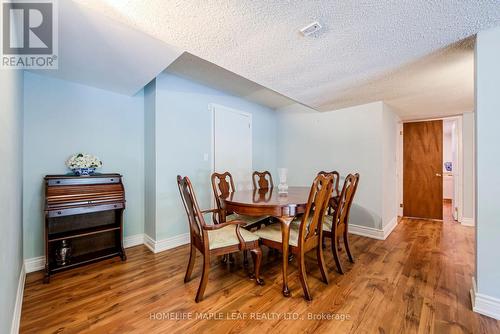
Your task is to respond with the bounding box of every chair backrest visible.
[331,174,359,231]
[177,175,207,243]
[317,170,340,197]
[252,171,274,189]
[297,174,334,246]
[345,173,360,223]
[211,172,235,211]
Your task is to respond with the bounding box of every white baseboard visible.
[11,264,25,334]
[471,277,500,320]
[461,217,475,227]
[123,233,144,248]
[144,233,190,253]
[349,216,398,240]
[24,234,146,273]
[382,216,399,239]
[24,256,45,274]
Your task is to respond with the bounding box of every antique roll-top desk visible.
[43,174,126,283]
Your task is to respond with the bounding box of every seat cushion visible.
[226,213,269,226]
[253,222,300,247]
[207,225,260,250]
[293,214,330,232]
[323,215,333,231]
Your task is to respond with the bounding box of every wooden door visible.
[403,120,443,219]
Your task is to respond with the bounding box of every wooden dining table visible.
[220,186,312,297]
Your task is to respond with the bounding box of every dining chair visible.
[317,170,340,214]
[211,172,270,265]
[177,175,264,302]
[211,172,269,228]
[323,173,360,274]
[252,171,274,190]
[254,174,333,301]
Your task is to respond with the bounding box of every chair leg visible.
[297,252,312,301]
[195,253,210,303]
[332,235,344,274]
[337,236,342,251]
[344,230,354,263]
[316,244,329,284]
[250,248,264,285]
[184,244,196,283]
[243,250,249,267]
[229,253,235,263]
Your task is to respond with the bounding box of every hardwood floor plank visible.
[20,203,500,333]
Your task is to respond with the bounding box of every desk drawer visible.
[48,203,124,218]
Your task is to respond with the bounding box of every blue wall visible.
[276,102,386,229]
[22,71,279,256]
[153,73,278,240]
[475,26,500,301]
[0,69,24,334]
[23,72,145,259]
[144,80,157,239]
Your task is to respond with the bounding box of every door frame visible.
[398,115,464,222]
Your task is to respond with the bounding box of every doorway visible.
[443,118,459,220]
[212,104,253,190]
[402,117,461,221]
[403,120,444,220]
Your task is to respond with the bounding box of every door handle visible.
[436,173,442,177]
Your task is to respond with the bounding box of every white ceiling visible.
[166,52,307,110]
[73,0,500,117]
[322,38,475,120]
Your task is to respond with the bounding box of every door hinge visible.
[400,131,403,135]
[400,203,403,208]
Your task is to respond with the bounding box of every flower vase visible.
[72,167,96,176]
[277,168,288,194]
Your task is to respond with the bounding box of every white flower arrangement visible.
[66,153,102,169]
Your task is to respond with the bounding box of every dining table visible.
[220,186,312,297]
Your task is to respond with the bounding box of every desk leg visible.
[277,216,294,297]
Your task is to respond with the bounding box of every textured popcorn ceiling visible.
[75,0,500,117]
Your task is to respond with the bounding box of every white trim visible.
[461,217,475,226]
[11,264,25,334]
[143,233,190,253]
[471,276,500,320]
[349,217,398,240]
[123,234,144,248]
[143,234,156,253]
[382,216,399,239]
[398,122,403,217]
[456,116,464,221]
[24,234,147,273]
[24,256,45,273]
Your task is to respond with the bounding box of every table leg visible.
[277,216,294,297]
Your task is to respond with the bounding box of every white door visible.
[213,104,252,190]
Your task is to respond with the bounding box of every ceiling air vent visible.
[299,21,322,36]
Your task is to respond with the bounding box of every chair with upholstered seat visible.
[254,174,333,301]
[211,172,270,228]
[323,173,359,274]
[252,171,274,190]
[177,175,264,302]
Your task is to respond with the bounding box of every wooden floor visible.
[21,203,500,333]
